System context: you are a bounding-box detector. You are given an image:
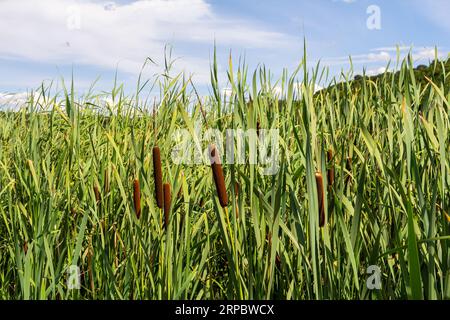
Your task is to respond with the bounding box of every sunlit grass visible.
[0,49,449,300]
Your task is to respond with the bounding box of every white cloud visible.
[0,92,36,111]
[0,0,297,85]
[371,46,412,52]
[323,51,391,66]
[367,51,391,62]
[413,48,440,61]
[323,46,447,67]
[366,66,387,76]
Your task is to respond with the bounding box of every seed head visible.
[315,172,325,227]
[163,183,171,228]
[209,144,228,208]
[133,178,141,219]
[153,146,163,208]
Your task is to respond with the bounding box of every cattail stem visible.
[315,172,325,227]
[163,183,171,228]
[209,144,228,208]
[133,178,141,219]
[153,146,163,208]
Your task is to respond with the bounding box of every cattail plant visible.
[153,146,163,208]
[93,183,101,204]
[163,183,171,228]
[133,178,141,219]
[315,172,325,227]
[209,144,228,208]
[327,149,334,188]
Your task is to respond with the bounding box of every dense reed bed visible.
[0,52,449,300]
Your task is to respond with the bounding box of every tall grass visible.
[0,50,449,300]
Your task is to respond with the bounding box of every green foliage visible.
[0,53,449,300]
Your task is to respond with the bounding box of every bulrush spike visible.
[209,144,228,208]
[163,183,171,228]
[153,146,163,208]
[94,183,101,204]
[327,149,334,188]
[315,172,325,227]
[133,178,141,219]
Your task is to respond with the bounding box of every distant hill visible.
[318,57,450,96]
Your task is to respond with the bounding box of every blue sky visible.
[1,0,449,99]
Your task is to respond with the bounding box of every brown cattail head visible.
[209,144,228,208]
[163,183,171,228]
[153,146,163,208]
[327,149,334,187]
[23,241,28,254]
[315,172,325,227]
[93,183,101,204]
[133,178,141,219]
